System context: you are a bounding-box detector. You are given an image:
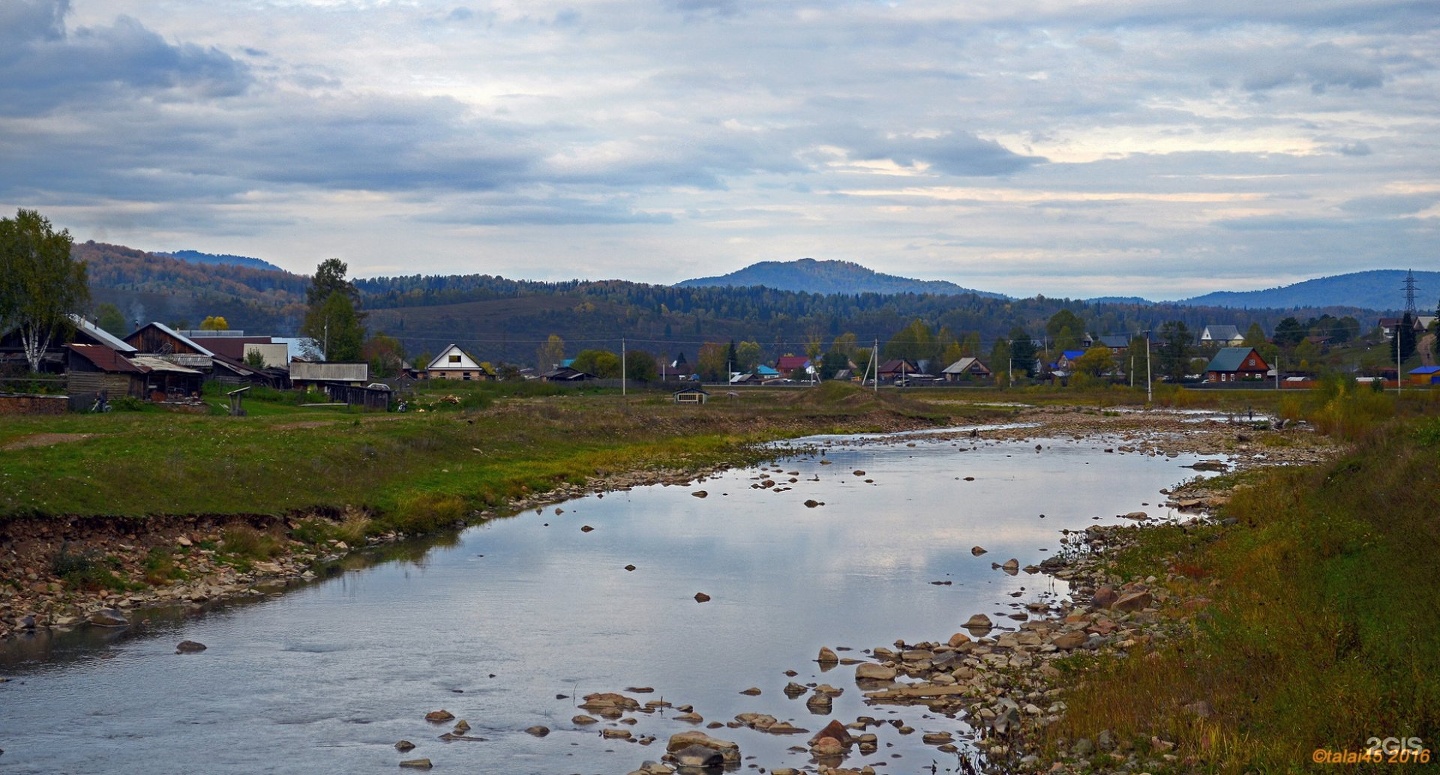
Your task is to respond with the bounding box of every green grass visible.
[0,382,975,527]
[1047,412,1440,772]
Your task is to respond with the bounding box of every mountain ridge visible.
[676,258,1006,298]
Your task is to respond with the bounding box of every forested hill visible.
[161,249,284,272]
[75,241,1383,367]
[676,258,1004,298]
[75,241,309,333]
[1174,270,1438,312]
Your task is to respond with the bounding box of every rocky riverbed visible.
[1,404,1340,773]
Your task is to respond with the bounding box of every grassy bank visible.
[0,381,970,527]
[1047,397,1440,771]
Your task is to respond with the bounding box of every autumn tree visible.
[736,340,762,372]
[364,333,406,378]
[536,334,566,371]
[1072,346,1116,378]
[0,209,89,372]
[199,315,229,331]
[696,342,729,382]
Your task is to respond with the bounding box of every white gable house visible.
[426,344,491,381]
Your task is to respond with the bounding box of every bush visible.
[220,525,283,560]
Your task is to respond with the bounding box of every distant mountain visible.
[1086,296,1155,305]
[1173,270,1438,312]
[676,258,1006,298]
[162,249,283,273]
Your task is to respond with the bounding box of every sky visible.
[2,0,1437,300]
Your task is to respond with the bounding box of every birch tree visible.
[0,210,89,372]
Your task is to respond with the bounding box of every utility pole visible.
[1144,330,1152,404]
[621,337,627,397]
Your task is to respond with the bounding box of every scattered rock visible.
[804,499,821,508]
[580,525,595,532]
[398,759,432,770]
[739,687,761,696]
[175,640,206,653]
[817,646,839,664]
[572,715,598,725]
[394,740,415,752]
[1113,590,1154,612]
[693,592,711,603]
[971,546,987,556]
[1001,558,1020,572]
[692,490,708,498]
[810,719,853,746]
[963,613,993,629]
[425,710,455,723]
[624,564,637,571]
[525,725,549,737]
[665,731,740,766]
[88,608,128,627]
[452,720,470,734]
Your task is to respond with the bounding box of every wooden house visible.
[940,357,992,382]
[123,323,214,371]
[876,359,919,382]
[1204,347,1269,383]
[65,344,147,400]
[1200,325,1245,347]
[425,344,492,381]
[1,314,137,373]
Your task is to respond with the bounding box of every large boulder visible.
[1113,590,1154,612]
[88,609,128,627]
[666,731,740,766]
[854,663,896,681]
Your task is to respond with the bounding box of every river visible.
[0,427,1219,774]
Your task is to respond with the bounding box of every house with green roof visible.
[1204,347,1269,383]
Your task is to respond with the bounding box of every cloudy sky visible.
[3,0,1437,299]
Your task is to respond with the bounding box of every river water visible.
[0,428,1218,774]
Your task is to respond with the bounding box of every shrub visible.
[220,525,283,560]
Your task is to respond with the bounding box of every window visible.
[448,354,461,363]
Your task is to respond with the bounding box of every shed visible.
[290,361,370,389]
[66,344,147,400]
[339,383,392,411]
[540,366,597,382]
[129,355,205,399]
[1204,347,1269,383]
[673,386,709,404]
[1408,366,1440,385]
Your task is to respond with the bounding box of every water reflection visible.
[0,431,1214,775]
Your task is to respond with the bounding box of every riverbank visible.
[2,385,978,642]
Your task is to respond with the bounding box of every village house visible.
[940,356,992,382]
[425,344,492,381]
[1204,347,1270,383]
[876,358,919,382]
[540,365,596,382]
[0,314,137,373]
[65,343,147,401]
[1199,325,1246,347]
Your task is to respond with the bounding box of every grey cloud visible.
[1340,194,1439,216]
[665,0,741,19]
[1239,43,1383,92]
[1337,142,1373,156]
[0,1,250,117]
[420,197,673,226]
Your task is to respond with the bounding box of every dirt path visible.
[2,433,94,451]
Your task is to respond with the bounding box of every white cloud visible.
[0,0,1435,300]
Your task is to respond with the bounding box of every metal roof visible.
[69,314,138,353]
[1205,347,1265,373]
[129,355,202,374]
[66,343,144,373]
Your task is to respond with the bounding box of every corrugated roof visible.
[67,343,144,373]
[129,355,202,374]
[1205,347,1264,373]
